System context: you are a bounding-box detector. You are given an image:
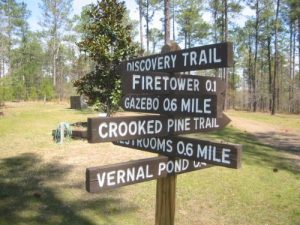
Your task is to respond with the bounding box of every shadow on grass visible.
[0,153,137,225]
[193,127,300,175]
[254,131,300,152]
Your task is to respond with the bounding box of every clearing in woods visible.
[0,102,299,225]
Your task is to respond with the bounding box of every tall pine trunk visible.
[267,36,272,112]
[288,19,294,112]
[272,0,280,115]
[248,34,253,111]
[232,60,236,109]
[146,0,150,53]
[53,52,56,86]
[172,0,175,41]
[139,0,144,52]
[298,17,300,80]
[223,0,228,110]
[253,0,259,112]
[164,0,170,44]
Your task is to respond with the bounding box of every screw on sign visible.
[86,42,242,225]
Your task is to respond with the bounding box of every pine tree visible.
[176,0,209,48]
[148,28,163,53]
[39,0,73,87]
[0,0,30,76]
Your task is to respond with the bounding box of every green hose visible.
[53,122,72,143]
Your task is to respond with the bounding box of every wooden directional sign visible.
[122,94,223,117]
[122,73,226,95]
[88,115,168,143]
[114,136,242,169]
[85,40,241,225]
[118,42,233,74]
[87,114,231,143]
[86,156,211,192]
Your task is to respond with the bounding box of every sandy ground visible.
[229,116,300,152]
[229,115,300,170]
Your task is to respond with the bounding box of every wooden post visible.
[155,42,181,225]
[155,174,176,225]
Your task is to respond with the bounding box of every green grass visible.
[0,102,95,155]
[0,102,299,225]
[184,127,300,225]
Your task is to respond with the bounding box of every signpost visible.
[114,136,241,168]
[121,94,223,117]
[87,114,231,143]
[86,156,211,193]
[85,42,242,225]
[118,42,233,74]
[121,73,226,95]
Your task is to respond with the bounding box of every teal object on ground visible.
[53,122,72,143]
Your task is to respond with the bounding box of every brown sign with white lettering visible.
[87,114,231,143]
[121,94,223,117]
[118,42,233,74]
[86,156,211,192]
[114,136,242,169]
[121,73,226,95]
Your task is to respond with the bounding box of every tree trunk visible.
[213,0,218,43]
[212,0,219,77]
[0,59,4,78]
[172,0,175,41]
[139,0,144,51]
[293,17,300,113]
[223,0,228,111]
[292,20,296,82]
[164,0,171,44]
[298,16,300,80]
[146,0,150,53]
[7,0,12,76]
[183,31,186,49]
[253,0,259,112]
[53,53,56,87]
[153,42,156,53]
[232,60,236,109]
[289,19,294,112]
[248,34,253,111]
[267,36,272,112]
[272,0,280,115]
[292,20,297,112]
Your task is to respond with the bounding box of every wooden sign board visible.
[118,42,233,74]
[86,156,211,192]
[114,136,242,169]
[121,94,223,117]
[87,114,231,143]
[122,73,226,95]
[70,96,88,110]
